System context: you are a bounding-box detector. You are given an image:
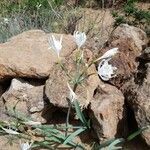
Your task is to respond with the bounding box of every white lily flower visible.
[48,34,63,58]
[2,127,20,135]
[67,83,77,102]
[23,121,41,126]
[98,58,117,81]
[4,18,9,24]
[20,141,32,150]
[73,31,86,49]
[97,48,118,61]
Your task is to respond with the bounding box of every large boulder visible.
[89,80,125,142]
[1,78,47,123]
[0,30,76,81]
[45,49,98,108]
[111,24,148,52]
[98,24,148,88]
[124,47,150,146]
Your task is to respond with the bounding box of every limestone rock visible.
[45,49,98,108]
[0,85,3,97]
[89,80,125,142]
[0,136,19,150]
[124,52,150,146]
[45,48,125,142]
[78,9,114,53]
[0,30,76,81]
[139,47,150,61]
[111,24,148,52]
[1,78,47,123]
[99,24,148,87]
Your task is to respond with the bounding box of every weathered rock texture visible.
[0,86,3,97]
[78,9,114,53]
[139,47,150,61]
[0,26,149,147]
[45,48,125,142]
[0,30,76,81]
[89,80,125,142]
[1,78,47,123]
[124,47,150,146]
[45,49,98,108]
[99,24,148,87]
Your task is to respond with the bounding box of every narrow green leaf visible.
[63,127,86,145]
[98,138,116,149]
[73,100,89,127]
[32,141,55,149]
[36,125,62,134]
[50,132,77,147]
[108,138,125,150]
[127,126,148,141]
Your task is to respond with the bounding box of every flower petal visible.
[96,48,118,61]
[98,58,117,81]
[23,121,41,126]
[2,127,20,135]
[67,83,77,102]
[20,141,32,150]
[73,31,86,49]
[48,35,63,58]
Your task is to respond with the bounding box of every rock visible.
[78,9,114,54]
[45,49,98,108]
[99,24,148,87]
[0,85,8,120]
[139,47,150,61]
[45,48,125,142]
[0,30,76,81]
[1,78,47,123]
[0,85,3,97]
[124,52,150,146]
[0,136,19,150]
[0,98,9,121]
[89,79,125,142]
[111,24,148,52]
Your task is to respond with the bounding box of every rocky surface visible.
[98,24,148,87]
[124,47,150,146]
[1,78,47,123]
[111,24,148,52]
[0,30,76,81]
[45,48,125,142]
[0,25,149,149]
[45,49,98,108]
[139,47,150,61]
[79,9,114,53]
[0,86,3,97]
[89,79,125,142]
[0,136,19,150]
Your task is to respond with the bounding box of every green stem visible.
[65,99,71,137]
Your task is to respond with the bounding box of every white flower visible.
[4,18,9,24]
[20,141,32,150]
[67,83,77,102]
[1,127,20,135]
[97,48,118,61]
[48,34,63,58]
[73,31,86,49]
[98,58,117,81]
[23,121,41,126]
